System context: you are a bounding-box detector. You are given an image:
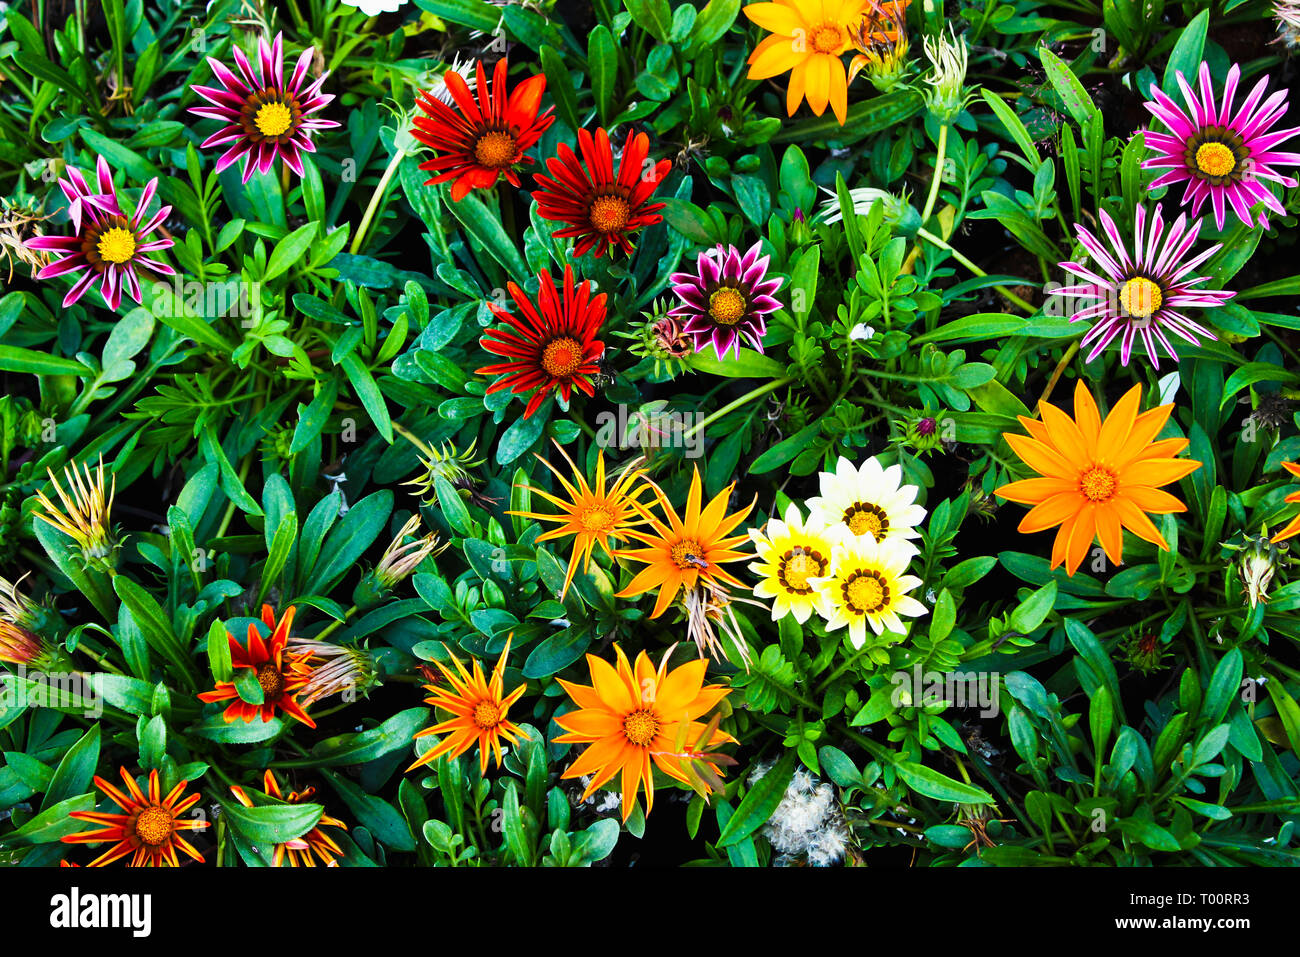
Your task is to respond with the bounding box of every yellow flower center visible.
[844,503,888,539]
[541,337,583,378]
[134,806,175,847]
[579,505,614,532]
[623,708,659,746]
[256,664,285,699]
[1194,142,1236,178]
[254,101,294,138]
[1119,277,1162,321]
[708,287,747,326]
[1079,466,1118,503]
[843,571,887,614]
[780,548,823,593]
[670,539,707,570]
[810,23,844,54]
[96,226,137,264]
[589,194,631,233]
[472,700,501,729]
[473,130,518,169]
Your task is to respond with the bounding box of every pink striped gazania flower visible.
[1142,62,1300,231]
[1057,204,1234,368]
[668,242,784,360]
[190,32,340,183]
[25,157,174,311]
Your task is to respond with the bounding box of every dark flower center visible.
[843,570,889,614]
[257,664,285,699]
[240,89,304,143]
[779,547,824,594]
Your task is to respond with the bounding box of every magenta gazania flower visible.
[1142,62,1300,230]
[190,32,340,183]
[25,156,174,311]
[667,242,784,360]
[1057,203,1234,367]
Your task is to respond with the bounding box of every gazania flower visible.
[995,382,1201,576]
[1057,204,1233,367]
[25,156,174,311]
[230,771,347,867]
[508,440,651,597]
[411,58,554,201]
[616,467,755,619]
[809,531,927,646]
[1142,61,1300,230]
[33,456,118,568]
[0,574,68,670]
[190,32,340,183]
[198,605,316,728]
[668,242,784,360]
[62,768,208,867]
[1269,462,1300,543]
[748,505,839,624]
[804,455,926,544]
[743,0,867,125]
[286,637,380,708]
[408,638,527,775]
[554,644,735,821]
[476,265,607,419]
[532,127,671,258]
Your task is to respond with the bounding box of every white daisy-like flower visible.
[805,455,927,544]
[810,530,927,648]
[341,0,408,14]
[748,504,838,624]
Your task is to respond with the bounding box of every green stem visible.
[351,147,405,255]
[313,605,358,643]
[920,123,949,228]
[916,228,1037,314]
[684,377,793,441]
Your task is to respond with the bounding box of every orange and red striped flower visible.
[476,265,607,419]
[532,128,671,258]
[62,768,208,867]
[411,58,554,201]
[198,605,316,728]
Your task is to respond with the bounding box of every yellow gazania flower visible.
[229,770,348,867]
[615,466,755,619]
[748,503,839,624]
[33,456,117,564]
[743,0,868,125]
[508,440,651,597]
[408,638,527,776]
[554,644,734,822]
[994,381,1201,576]
[810,529,927,647]
[1270,462,1300,543]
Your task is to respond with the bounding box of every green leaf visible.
[1038,47,1096,127]
[588,27,619,125]
[623,0,673,41]
[717,750,796,847]
[340,354,393,443]
[442,188,527,280]
[1162,9,1209,96]
[0,345,87,377]
[297,708,430,767]
[411,0,501,30]
[0,793,95,846]
[264,222,318,281]
[894,761,993,804]
[43,724,100,811]
[221,799,323,845]
[539,46,580,134]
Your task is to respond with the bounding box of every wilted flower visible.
[848,0,911,92]
[1228,529,1284,607]
[749,763,851,866]
[1274,0,1300,50]
[287,637,380,708]
[370,515,447,592]
[0,574,68,670]
[33,457,118,570]
[921,26,971,123]
[613,300,694,379]
[681,578,764,667]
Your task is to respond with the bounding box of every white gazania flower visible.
[805,455,927,543]
[810,531,927,647]
[341,0,408,14]
[748,504,838,624]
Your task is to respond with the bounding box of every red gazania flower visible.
[198,605,316,728]
[476,265,607,418]
[62,768,208,867]
[532,128,672,258]
[411,58,554,201]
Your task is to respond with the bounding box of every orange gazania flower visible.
[532,128,672,258]
[476,264,607,419]
[62,768,208,867]
[616,466,755,618]
[743,0,869,125]
[198,605,316,728]
[508,440,651,597]
[995,381,1201,576]
[411,58,555,201]
[408,638,527,775]
[554,644,735,822]
[230,771,347,867]
[1270,462,1300,543]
